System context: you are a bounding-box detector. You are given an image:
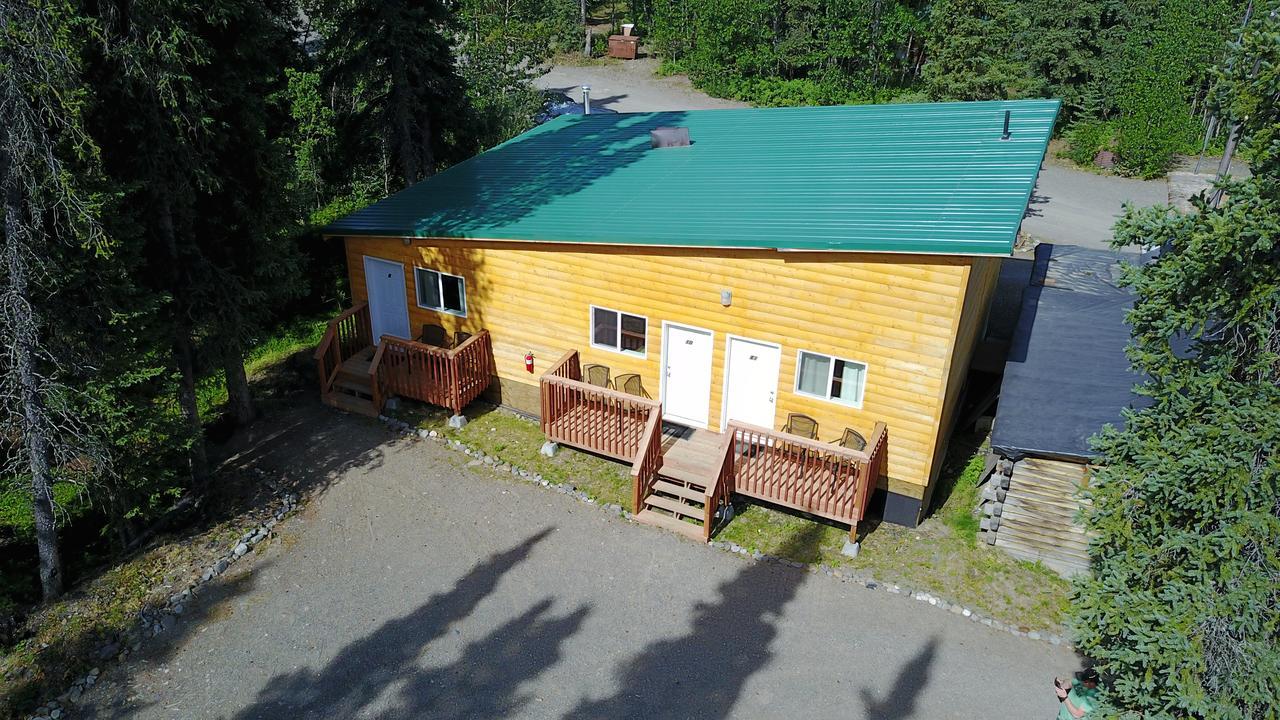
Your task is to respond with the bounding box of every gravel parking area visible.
[77,404,1077,719]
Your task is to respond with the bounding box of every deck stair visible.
[321,346,379,417]
[634,426,723,542]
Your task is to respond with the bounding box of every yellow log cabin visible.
[319,100,1059,535]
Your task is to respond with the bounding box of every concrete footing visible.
[841,539,861,559]
[540,441,559,457]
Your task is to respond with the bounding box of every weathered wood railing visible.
[314,303,372,398]
[370,331,495,415]
[728,420,888,541]
[701,430,738,541]
[540,350,662,463]
[629,406,665,513]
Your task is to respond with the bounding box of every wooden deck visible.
[539,350,888,544]
[316,304,495,417]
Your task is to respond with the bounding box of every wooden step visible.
[634,509,704,542]
[656,458,714,489]
[337,365,372,385]
[644,493,704,521]
[322,391,379,418]
[653,479,706,504]
[333,377,374,397]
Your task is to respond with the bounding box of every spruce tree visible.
[1070,11,1280,716]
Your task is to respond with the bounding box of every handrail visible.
[542,373,661,411]
[629,406,665,512]
[368,338,388,412]
[728,421,873,464]
[702,430,737,541]
[544,349,581,381]
[315,302,371,398]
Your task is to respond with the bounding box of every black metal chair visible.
[452,330,473,348]
[781,413,819,439]
[419,323,449,347]
[834,427,867,452]
[582,363,612,388]
[614,373,650,398]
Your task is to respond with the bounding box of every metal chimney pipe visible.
[582,85,591,115]
[1001,110,1011,141]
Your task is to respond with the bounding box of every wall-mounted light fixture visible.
[720,290,732,307]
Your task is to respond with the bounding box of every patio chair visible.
[614,373,650,398]
[452,330,473,348]
[582,363,612,388]
[419,323,449,348]
[781,413,819,439]
[834,427,867,452]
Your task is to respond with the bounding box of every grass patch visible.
[196,314,330,417]
[391,401,633,509]
[391,400,1071,631]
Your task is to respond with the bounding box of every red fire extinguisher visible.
[524,351,535,374]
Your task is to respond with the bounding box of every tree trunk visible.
[222,333,256,426]
[2,166,63,600]
[157,192,209,485]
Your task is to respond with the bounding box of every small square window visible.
[795,350,866,407]
[415,267,466,316]
[590,306,647,356]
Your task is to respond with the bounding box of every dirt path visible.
[78,403,1075,719]
[535,58,747,113]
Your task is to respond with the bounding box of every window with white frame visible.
[414,267,466,316]
[794,350,867,407]
[590,306,647,356]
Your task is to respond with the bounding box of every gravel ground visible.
[536,59,1169,251]
[77,403,1077,720]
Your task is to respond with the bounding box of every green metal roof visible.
[325,99,1060,255]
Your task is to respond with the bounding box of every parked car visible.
[535,90,617,124]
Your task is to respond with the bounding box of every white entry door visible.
[661,323,714,428]
[363,256,411,343]
[722,336,782,429]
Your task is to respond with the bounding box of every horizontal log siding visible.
[345,237,980,498]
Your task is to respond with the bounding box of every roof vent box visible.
[650,126,691,148]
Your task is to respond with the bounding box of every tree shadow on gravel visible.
[228,527,589,719]
[858,636,939,719]
[563,524,822,719]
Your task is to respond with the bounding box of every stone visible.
[840,539,860,558]
[172,604,184,616]
[51,709,62,718]
[982,618,994,627]
[467,459,483,467]
[67,687,82,703]
[214,559,230,574]
[428,430,438,438]
[233,543,249,557]
[950,605,964,615]
[539,441,559,457]
[962,608,972,617]
[447,414,468,429]
[418,429,430,439]
[483,456,496,466]
[1049,635,1063,646]
[1028,631,1042,641]
[97,642,120,660]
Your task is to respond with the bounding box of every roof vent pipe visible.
[1001,110,1011,141]
[582,85,591,115]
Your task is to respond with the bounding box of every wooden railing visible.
[314,303,372,398]
[629,406,665,513]
[540,350,661,462]
[701,431,738,541]
[370,331,495,415]
[727,420,888,541]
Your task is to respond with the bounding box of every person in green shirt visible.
[1055,668,1101,719]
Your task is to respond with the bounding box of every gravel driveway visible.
[80,404,1076,719]
[537,60,1167,250]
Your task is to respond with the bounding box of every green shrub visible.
[0,480,87,540]
[1062,120,1115,166]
